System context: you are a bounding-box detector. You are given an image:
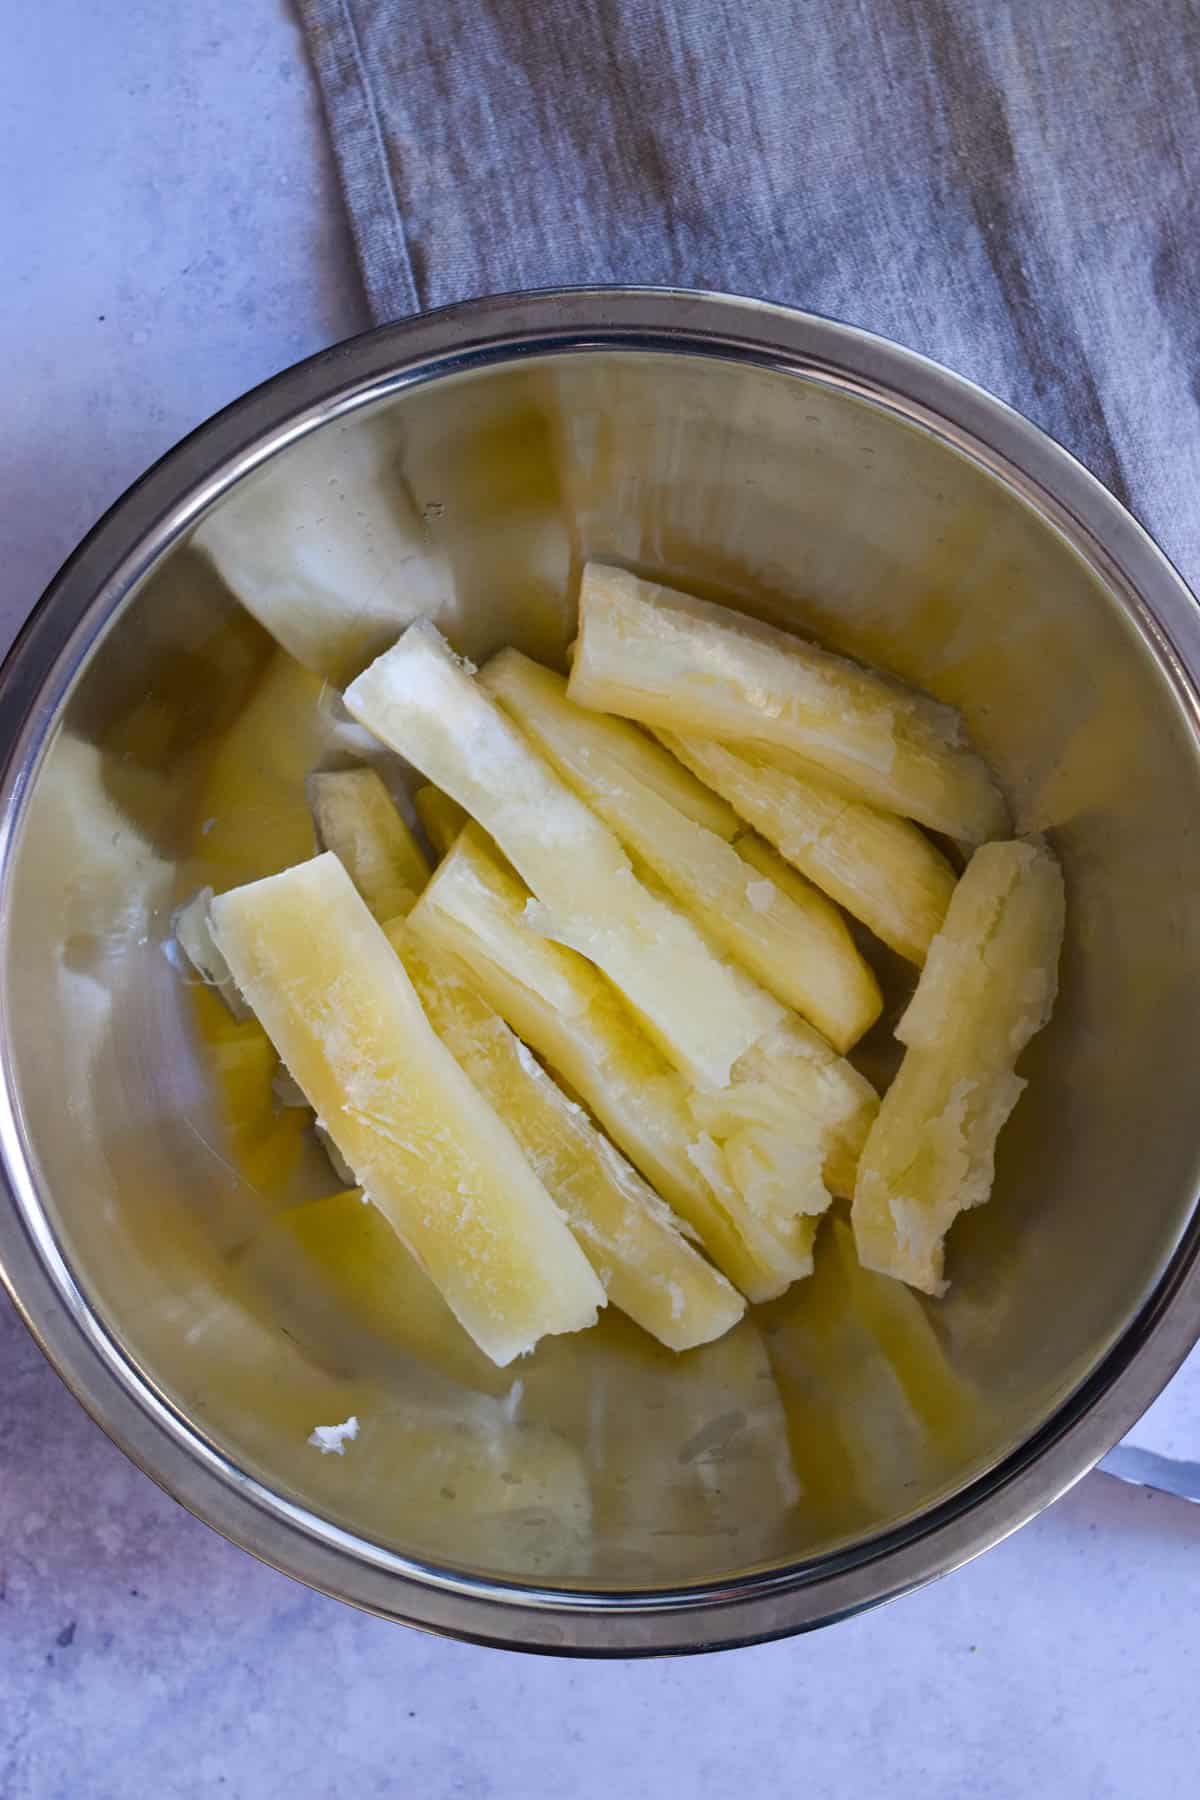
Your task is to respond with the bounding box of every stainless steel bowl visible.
[4,288,1200,1654]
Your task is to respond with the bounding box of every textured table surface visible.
[2,4,1199,1795]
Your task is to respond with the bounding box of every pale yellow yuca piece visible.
[481,649,880,1052]
[686,1017,861,1253]
[625,857,872,1249]
[407,828,808,1301]
[344,621,780,1089]
[308,767,430,922]
[481,648,741,838]
[569,564,1007,843]
[731,834,882,1033]
[853,838,1065,1295]
[209,853,605,1364]
[721,1130,827,1248]
[694,1105,831,1252]
[729,833,882,1049]
[414,783,469,859]
[693,1015,879,1201]
[663,732,957,965]
[389,924,744,1350]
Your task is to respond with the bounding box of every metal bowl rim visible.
[2,283,1199,1655]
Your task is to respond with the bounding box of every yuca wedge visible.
[699,1014,878,1200]
[569,564,1007,844]
[390,924,744,1350]
[719,1132,827,1263]
[481,648,880,1051]
[852,838,1065,1295]
[344,620,780,1089]
[731,830,891,1014]
[481,650,740,838]
[663,733,957,965]
[210,853,604,1364]
[414,784,469,859]
[308,767,430,922]
[406,826,810,1301]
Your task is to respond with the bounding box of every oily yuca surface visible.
[662,732,957,966]
[852,838,1065,1294]
[210,852,604,1364]
[343,620,781,1090]
[481,648,881,1052]
[391,925,744,1350]
[406,826,813,1301]
[569,564,1007,844]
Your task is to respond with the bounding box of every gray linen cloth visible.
[295,0,1200,1478]
[296,0,1200,591]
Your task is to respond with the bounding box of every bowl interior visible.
[6,346,1200,1592]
